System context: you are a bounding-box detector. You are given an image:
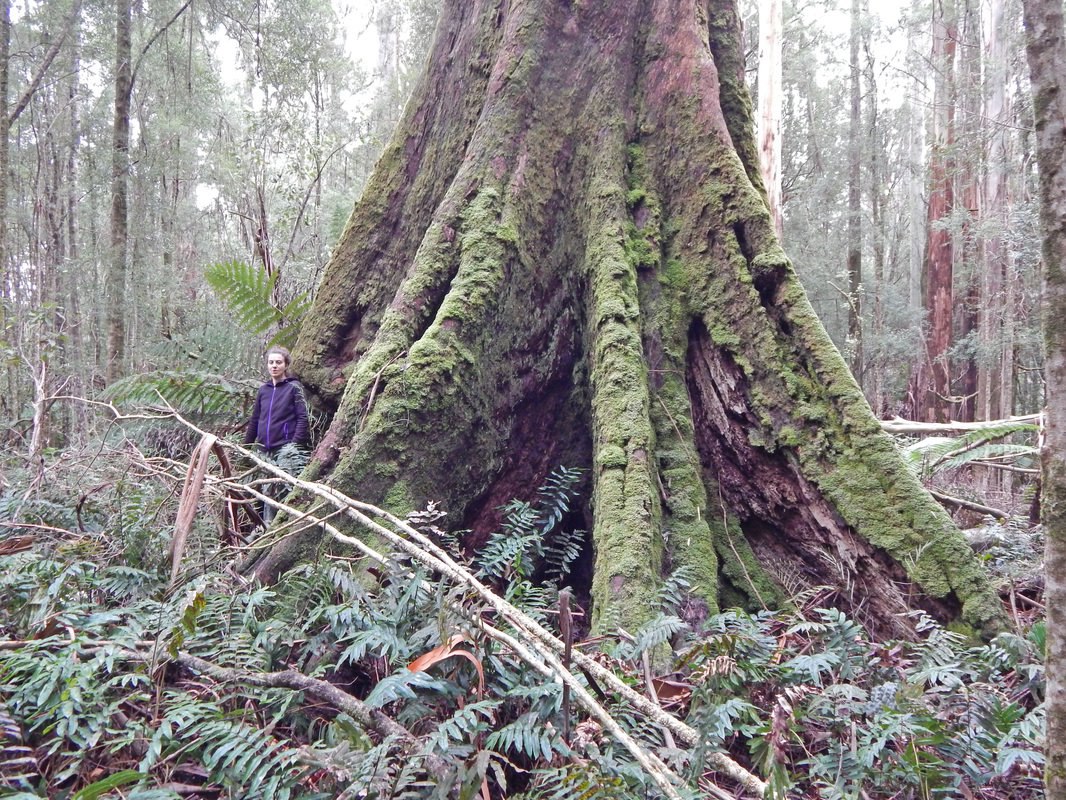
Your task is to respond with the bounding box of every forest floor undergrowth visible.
[0,419,1047,800]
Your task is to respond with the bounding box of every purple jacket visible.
[245,377,309,450]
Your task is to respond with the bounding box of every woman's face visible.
[267,352,287,382]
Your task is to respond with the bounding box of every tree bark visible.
[1019,0,1066,792]
[956,0,979,424]
[106,0,132,382]
[846,0,863,385]
[913,0,958,424]
[254,0,1004,640]
[757,0,783,240]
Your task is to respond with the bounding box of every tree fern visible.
[204,260,309,349]
[103,369,253,420]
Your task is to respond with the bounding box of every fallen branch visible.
[929,490,1009,520]
[171,653,448,777]
[173,419,768,799]
[880,413,1040,435]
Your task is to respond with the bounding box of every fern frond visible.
[364,670,447,708]
[626,614,687,657]
[937,443,1036,473]
[476,466,585,584]
[337,625,409,666]
[901,422,1038,478]
[205,260,284,333]
[657,566,696,615]
[512,764,631,800]
[0,694,39,792]
[542,526,584,586]
[420,699,497,756]
[485,711,569,762]
[103,369,253,419]
[205,260,308,346]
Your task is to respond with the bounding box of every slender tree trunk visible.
[1021,1,1066,792]
[757,0,783,239]
[106,0,132,382]
[65,27,86,443]
[906,21,926,326]
[251,0,1004,640]
[913,0,959,423]
[979,0,1011,425]
[0,0,8,299]
[846,0,863,385]
[863,19,886,415]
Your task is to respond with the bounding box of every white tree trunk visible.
[757,0,783,239]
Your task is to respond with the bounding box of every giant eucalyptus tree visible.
[243,0,1002,638]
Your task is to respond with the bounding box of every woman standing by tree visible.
[245,346,309,523]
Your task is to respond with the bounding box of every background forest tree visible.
[0,0,437,448]
[766,0,1040,429]
[0,0,1044,468]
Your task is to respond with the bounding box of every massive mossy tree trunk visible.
[255,0,1002,639]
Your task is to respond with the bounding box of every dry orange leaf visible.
[407,633,485,700]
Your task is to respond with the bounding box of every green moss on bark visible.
[585,141,664,633]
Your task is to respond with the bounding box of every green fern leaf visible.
[205,260,282,334]
[901,422,1039,479]
[103,370,253,418]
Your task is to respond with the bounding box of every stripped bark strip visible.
[170,434,247,583]
[169,434,216,587]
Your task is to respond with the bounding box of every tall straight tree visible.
[862,14,888,413]
[846,0,863,383]
[250,0,1002,639]
[757,0,783,239]
[979,0,1013,424]
[914,0,959,423]
[0,0,8,299]
[106,0,132,382]
[955,0,981,424]
[1020,0,1066,790]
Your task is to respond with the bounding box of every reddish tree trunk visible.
[915,1,959,423]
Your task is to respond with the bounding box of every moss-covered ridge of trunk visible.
[640,0,1001,635]
[259,0,1005,638]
